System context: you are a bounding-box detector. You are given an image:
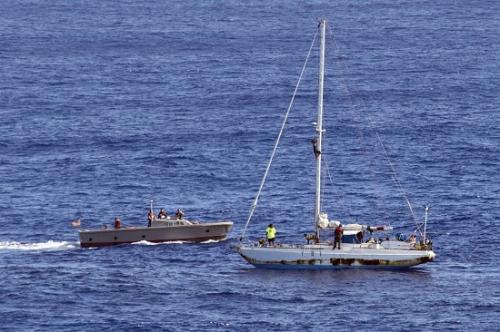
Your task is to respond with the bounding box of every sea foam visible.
[0,240,77,251]
[131,240,187,246]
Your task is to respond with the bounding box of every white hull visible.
[237,243,435,269]
[80,221,233,248]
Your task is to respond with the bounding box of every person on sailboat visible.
[266,224,276,246]
[333,224,343,249]
[408,233,417,244]
[356,231,364,244]
[311,138,321,158]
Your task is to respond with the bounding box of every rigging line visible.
[324,25,396,227]
[320,159,329,215]
[322,154,357,222]
[239,27,319,242]
[374,132,418,225]
[326,26,419,230]
[320,147,327,210]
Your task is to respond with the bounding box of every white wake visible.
[0,240,77,251]
[131,240,187,246]
[200,239,225,244]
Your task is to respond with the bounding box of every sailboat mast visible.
[315,19,326,239]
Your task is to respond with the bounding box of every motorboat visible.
[79,213,233,248]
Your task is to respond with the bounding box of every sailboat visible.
[235,19,436,269]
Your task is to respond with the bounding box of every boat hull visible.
[236,243,435,269]
[79,221,233,248]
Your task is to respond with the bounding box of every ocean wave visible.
[0,240,77,251]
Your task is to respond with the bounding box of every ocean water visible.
[1,0,499,330]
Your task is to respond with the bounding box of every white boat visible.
[79,214,233,248]
[236,19,435,269]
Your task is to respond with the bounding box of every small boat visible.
[236,19,435,269]
[79,212,233,248]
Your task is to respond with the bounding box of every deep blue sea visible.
[1,0,499,330]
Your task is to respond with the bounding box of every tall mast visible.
[315,19,326,239]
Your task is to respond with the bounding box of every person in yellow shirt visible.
[266,223,276,246]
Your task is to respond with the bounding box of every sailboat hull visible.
[237,244,435,269]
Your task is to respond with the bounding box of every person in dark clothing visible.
[333,224,344,249]
[114,217,121,229]
[311,138,321,158]
[356,231,364,244]
[147,209,154,227]
[158,208,167,219]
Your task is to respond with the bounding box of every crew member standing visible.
[333,224,344,249]
[266,223,276,246]
[114,217,121,229]
[147,209,154,227]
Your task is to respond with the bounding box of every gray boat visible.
[79,216,233,248]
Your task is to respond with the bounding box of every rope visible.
[326,25,420,232]
[322,154,357,222]
[374,132,418,226]
[239,27,319,242]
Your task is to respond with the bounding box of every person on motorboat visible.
[147,209,155,227]
[175,209,184,220]
[158,208,167,219]
[114,217,121,229]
